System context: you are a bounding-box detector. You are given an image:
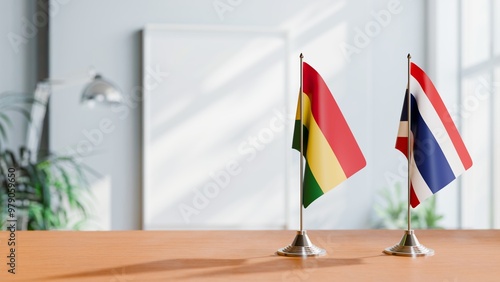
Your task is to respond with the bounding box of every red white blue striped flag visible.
[396,62,473,208]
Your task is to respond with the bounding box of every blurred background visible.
[0,0,498,230]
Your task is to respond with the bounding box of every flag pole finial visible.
[407,53,411,59]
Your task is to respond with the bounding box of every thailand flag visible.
[396,62,473,208]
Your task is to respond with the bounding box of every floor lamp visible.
[26,70,122,161]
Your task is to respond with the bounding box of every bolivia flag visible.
[293,62,366,208]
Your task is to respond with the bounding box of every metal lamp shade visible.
[81,74,122,105]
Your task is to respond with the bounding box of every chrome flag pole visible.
[277,53,325,257]
[383,54,434,257]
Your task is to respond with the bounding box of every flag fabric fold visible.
[396,62,473,208]
[293,62,366,208]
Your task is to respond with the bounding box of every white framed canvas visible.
[142,24,291,229]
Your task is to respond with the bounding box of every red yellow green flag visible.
[293,62,366,208]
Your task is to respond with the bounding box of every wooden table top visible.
[0,230,499,281]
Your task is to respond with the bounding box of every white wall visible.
[49,0,426,230]
[0,0,37,150]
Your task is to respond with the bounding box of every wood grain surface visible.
[0,230,499,281]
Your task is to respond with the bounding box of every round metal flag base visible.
[383,230,434,257]
[277,230,326,257]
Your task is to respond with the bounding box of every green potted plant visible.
[373,181,444,229]
[0,92,94,230]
